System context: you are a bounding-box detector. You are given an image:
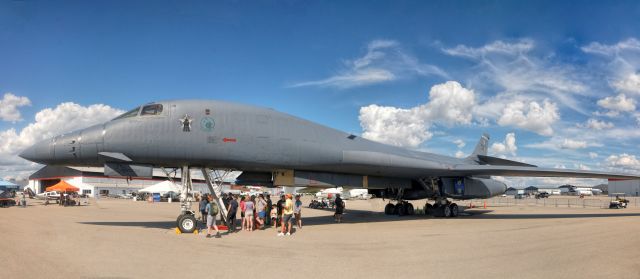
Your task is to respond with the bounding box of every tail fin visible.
[469,133,490,157]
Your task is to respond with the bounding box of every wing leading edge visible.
[451,165,640,180]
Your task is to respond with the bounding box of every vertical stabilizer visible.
[469,133,490,157]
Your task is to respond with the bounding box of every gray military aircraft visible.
[19,100,640,232]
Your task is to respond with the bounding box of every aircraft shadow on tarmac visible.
[78,208,640,229]
[466,209,640,219]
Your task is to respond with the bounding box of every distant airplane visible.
[19,100,640,232]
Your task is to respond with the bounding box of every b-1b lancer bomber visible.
[19,100,640,232]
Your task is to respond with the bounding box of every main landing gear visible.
[384,201,415,216]
[425,198,459,218]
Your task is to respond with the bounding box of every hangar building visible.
[608,179,640,197]
[26,166,228,197]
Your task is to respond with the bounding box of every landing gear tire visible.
[449,203,459,217]
[425,204,433,216]
[384,203,395,215]
[177,214,197,233]
[405,203,415,215]
[397,203,407,216]
[442,204,452,218]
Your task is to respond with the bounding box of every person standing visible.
[199,194,209,226]
[276,195,285,228]
[294,195,303,229]
[20,191,27,207]
[244,196,255,231]
[255,194,267,229]
[270,204,278,230]
[265,194,273,226]
[227,195,239,232]
[334,194,345,223]
[279,194,294,236]
[240,196,246,231]
[206,196,221,238]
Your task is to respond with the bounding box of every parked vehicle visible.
[308,199,329,209]
[0,190,17,207]
[609,193,629,209]
[535,192,550,199]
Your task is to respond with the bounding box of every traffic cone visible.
[483,201,487,209]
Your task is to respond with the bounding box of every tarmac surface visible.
[1,197,639,279]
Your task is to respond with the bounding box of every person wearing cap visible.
[278,194,294,236]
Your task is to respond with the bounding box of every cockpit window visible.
[113,107,140,120]
[140,104,163,116]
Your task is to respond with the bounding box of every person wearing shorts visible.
[278,194,294,236]
[256,194,267,229]
[206,196,220,238]
[244,197,254,231]
[294,194,303,229]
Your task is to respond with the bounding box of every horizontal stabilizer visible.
[477,155,537,167]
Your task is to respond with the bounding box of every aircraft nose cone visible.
[19,139,52,164]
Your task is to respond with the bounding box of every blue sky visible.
[2,1,640,185]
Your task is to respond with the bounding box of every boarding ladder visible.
[201,168,229,225]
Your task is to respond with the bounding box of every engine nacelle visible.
[441,177,506,199]
[369,177,507,201]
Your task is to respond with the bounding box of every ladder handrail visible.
[201,168,229,225]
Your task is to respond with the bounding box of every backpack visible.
[209,202,219,216]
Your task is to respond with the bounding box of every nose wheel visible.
[177,213,197,233]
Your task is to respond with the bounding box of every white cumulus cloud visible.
[453,139,466,149]
[489,132,517,156]
[290,39,447,89]
[606,153,640,171]
[612,72,640,94]
[359,104,432,148]
[581,118,614,130]
[597,93,636,113]
[0,102,124,179]
[559,139,588,149]
[497,99,559,136]
[422,81,476,125]
[0,93,31,122]
[359,81,475,148]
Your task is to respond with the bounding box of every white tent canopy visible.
[138,180,181,194]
